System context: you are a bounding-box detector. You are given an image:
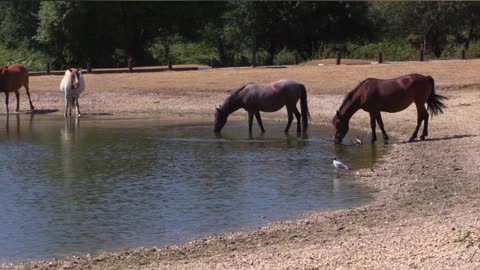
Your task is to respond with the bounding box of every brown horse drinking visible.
[0,64,34,113]
[214,79,310,134]
[332,73,447,143]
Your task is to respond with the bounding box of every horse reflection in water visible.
[5,114,20,138]
[61,116,81,144]
[4,114,34,139]
[214,79,310,135]
[61,117,81,183]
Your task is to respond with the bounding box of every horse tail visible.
[300,84,311,131]
[426,76,447,117]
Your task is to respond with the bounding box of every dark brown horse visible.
[332,73,447,143]
[0,64,34,113]
[214,79,310,134]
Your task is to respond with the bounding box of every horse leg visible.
[254,111,265,133]
[285,107,293,133]
[248,111,254,135]
[15,90,20,112]
[292,106,301,133]
[420,109,429,140]
[5,91,9,113]
[375,112,389,142]
[409,105,428,142]
[75,97,81,116]
[70,97,75,115]
[369,112,377,143]
[24,83,34,110]
[409,117,422,142]
[64,95,69,117]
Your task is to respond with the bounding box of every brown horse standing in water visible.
[332,73,447,143]
[0,64,34,113]
[214,79,310,134]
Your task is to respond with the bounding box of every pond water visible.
[0,114,387,262]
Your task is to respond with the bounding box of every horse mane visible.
[220,82,254,111]
[0,66,7,75]
[63,69,73,88]
[338,79,368,111]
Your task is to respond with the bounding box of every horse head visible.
[332,110,349,144]
[69,68,82,89]
[214,107,228,133]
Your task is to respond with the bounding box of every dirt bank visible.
[2,60,480,269]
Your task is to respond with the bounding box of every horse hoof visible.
[420,136,425,141]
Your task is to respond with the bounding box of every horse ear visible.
[216,107,221,112]
[336,110,342,120]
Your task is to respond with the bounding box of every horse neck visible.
[222,93,243,116]
[339,93,361,122]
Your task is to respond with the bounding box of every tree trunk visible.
[265,42,276,65]
[163,44,172,70]
[465,19,474,50]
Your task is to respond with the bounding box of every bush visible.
[466,42,480,58]
[0,45,48,71]
[442,41,480,59]
[149,40,219,66]
[346,40,417,61]
[273,48,295,65]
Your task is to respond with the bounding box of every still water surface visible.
[0,115,386,261]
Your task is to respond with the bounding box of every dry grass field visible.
[3,60,480,269]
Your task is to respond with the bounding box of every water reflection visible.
[61,116,81,144]
[4,114,35,139]
[333,140,379,169]
[0,117,387,262]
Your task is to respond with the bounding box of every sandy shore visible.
[2,60,480,269]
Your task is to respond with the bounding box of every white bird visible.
[333,157,351,170]
[354,134,364,145]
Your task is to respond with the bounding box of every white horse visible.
[60,68,85,117]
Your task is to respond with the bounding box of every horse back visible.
[239,80,301,112]
[363,74,432,112]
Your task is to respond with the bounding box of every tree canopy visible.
[0,1,479,69]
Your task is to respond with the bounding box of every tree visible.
[147,2,226,67]
[369,2,463,57]
[0,1,40,49]
[453,2,480,51]
[220,2,296,66]
[286,2,373,60]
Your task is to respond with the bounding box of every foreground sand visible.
[2,60,480,269]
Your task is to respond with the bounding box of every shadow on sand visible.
[397,134,478,144]
[28,109,59,114]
